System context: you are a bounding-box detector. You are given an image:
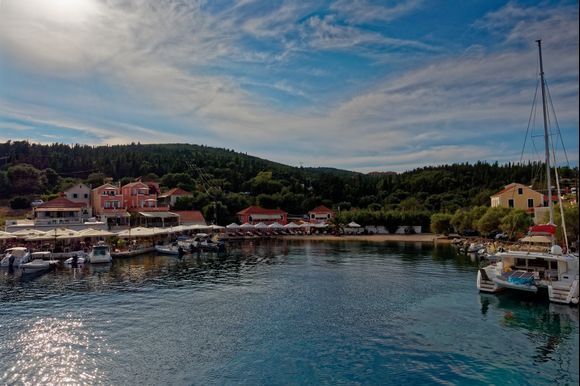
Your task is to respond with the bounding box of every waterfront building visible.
[490,183,547,212]
[237,206,287,225]
[92,183,130,227]
[158,187,193,208]
[63,183,92,208]
[172,210,206,226]
[32,196,91,226]
[308,205,334,224]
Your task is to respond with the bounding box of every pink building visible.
[121,182,169,212]
[308,205,334,224]
[91,183,129,226]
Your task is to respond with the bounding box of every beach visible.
[279,233,453,243]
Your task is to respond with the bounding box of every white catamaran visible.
[477,40,579,305]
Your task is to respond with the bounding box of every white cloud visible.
[0,0,577,172]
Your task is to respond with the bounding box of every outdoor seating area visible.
[224,221,329,239]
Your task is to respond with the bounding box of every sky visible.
[0,0,578,173]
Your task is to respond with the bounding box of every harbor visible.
[1,240,578,385]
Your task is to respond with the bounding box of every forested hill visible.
[0,141,577,218]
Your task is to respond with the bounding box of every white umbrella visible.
[77,228,114,238]
[0,231,16,240]
[28,228,78,241]
[314,223,328,228]
[11,229,46,237]
[347,222,361,228]
[268,222,284,229]
[226,223,240,229]
[240,223,254,229]
[116,227,157,238]
[299,222,312,228]
[284,222,300,228]
[254,222,268,229]
[209,224,224,230]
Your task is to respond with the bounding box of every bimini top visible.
[6,247,28,251]
[529,224,557,235]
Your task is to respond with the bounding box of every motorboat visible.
[21,251,59,273]
[87,242,112,264]
[0,247,31,268]
[477,41,579,305]
[155,243,185,256]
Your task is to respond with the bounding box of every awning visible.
[34,207,82,212]
[137,211,179,218]
[519,235,553,244]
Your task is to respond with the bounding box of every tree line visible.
[0,140,577,232]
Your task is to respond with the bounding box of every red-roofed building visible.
[173,210,207,226]
[32,196,90,226]
[237,206,287,225]
[158,187,193,208]
[308,205,334,224]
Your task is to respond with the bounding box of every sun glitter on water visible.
[1,315,114,385]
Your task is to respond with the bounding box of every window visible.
[508,199,514,208]
[527,198,534,208]
[518,188,523,195]
[105,202,111,209]
[84,194,88,199]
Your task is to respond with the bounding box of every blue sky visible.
[0,0,578,172]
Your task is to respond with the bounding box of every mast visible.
[536,39,553,224]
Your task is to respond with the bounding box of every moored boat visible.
[87,242,112,264]
[477,41,579,305]
[21,251,59,273]
[0,247,31,268]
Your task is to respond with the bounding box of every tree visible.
[42,168,61,193]
[0,171,11,198]
[10,196,30,209]
[430,213,453,235]
[477,207,509,236]
[546,204,579,247]
[7,164,42,195]
[500,209,532,239]
[86,172,107,187]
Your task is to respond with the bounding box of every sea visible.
[0,240,578,385]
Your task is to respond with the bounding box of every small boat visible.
[0,247,31,268]
[87,242,112,264]
[155,243,185,256]
[111,246,155,258]
[21,252,59,273]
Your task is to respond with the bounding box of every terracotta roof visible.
[93,183,119,191]
[173,210,206,225]
[159,187,192,198]
[490,183,518,197]
[122,181,148,188]
[490,183,543,198]
[237,206,286,215]
[36,197,86,209]
[309,205,333,214]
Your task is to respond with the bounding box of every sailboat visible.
[477,40,579,305]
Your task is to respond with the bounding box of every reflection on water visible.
[0,240,577,385]
[480,293,578,365]
[1,316,114,385]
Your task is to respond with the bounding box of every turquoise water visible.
[0,240,578,385]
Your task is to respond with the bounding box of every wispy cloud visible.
[0,0,577,171]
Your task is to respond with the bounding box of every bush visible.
[430,213,453,235]
[10,196,31,209]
